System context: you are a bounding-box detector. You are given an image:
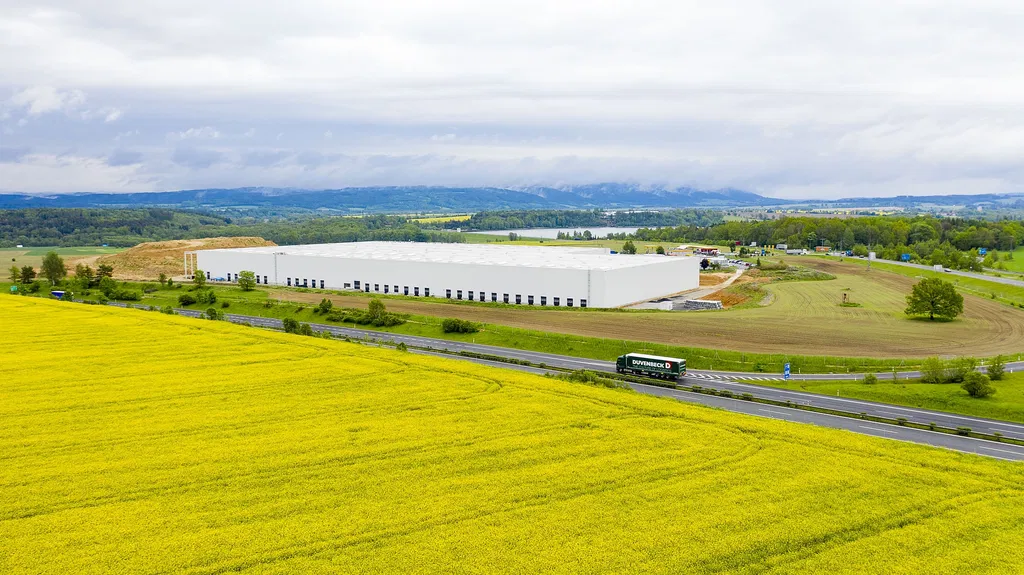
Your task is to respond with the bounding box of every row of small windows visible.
[213,275,587,307]
[444,289,585,307]
[286,278,325,289]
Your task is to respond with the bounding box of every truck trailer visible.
[616,353,686,379]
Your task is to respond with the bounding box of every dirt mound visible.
[98,237,276,280]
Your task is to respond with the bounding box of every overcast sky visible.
[1,1,1023,198]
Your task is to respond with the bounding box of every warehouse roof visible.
[200,241,691,271]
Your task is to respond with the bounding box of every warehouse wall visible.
[195,249,700,308]
[592,256,700,307]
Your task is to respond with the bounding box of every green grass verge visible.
[738,371,1024,424]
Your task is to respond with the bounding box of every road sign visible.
[784,363,791,380]
[901,253,911,261]
[979,248,988,255]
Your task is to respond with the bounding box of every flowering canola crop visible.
[1,297,1023,574]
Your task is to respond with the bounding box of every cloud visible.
[2,2,1024,197]
[0,146,32,163]
[171,147,224,169]
[106,149,144,166]
[7,86,86,116]
[168,126,220,141]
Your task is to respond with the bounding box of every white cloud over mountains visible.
[1,1,1023,197]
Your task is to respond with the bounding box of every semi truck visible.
[615,353,686,379]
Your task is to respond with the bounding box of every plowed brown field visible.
[277,259,1024,357]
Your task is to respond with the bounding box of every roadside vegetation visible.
[743,370,1024,424]
[4,296,1024,574]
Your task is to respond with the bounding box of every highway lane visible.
[863,256,1024,288]
[182,309,1024,445]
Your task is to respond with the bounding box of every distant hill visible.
[0,185,789,212]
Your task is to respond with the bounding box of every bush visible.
[195,290,217,305]
[178,293,197,306]
[205,307,221,320]
[396,342,408,352]
[956,426,972,436]
[919,356,945,383]
[988,355,1006,381]
[221,301,230,308]
[946,356,978,383]
[315,298,334,314]
[160,306,175,315]
[862,373,878,385]
[961,372,995,398]
[297,323,314,336]
[282,317,299,333]
[442,318,480,333]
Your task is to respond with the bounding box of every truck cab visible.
[616,353,686,380]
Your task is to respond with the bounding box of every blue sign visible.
[979,248,987,255]
[784,363,791,380]
[901,253,911,261]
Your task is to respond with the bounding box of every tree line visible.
[633,215,1023,270]
[0,209,465,247]
[447,209,723,231]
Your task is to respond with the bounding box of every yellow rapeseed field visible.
[1,297,1023,574]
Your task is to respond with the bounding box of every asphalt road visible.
[158,307,1024,461]
[855,256,1024,289]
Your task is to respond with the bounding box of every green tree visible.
[700,258,709,270]
[19,265,36,284]
[237,270,256,291]
[961,372,995,398]
[862,373,878,384]
[205,307,221,320]
[621,240,637,254]
[158,273,167,285]
[367,298,386,323]
[96,263,114,280]
[655,245,666,255]
[8,265,18,284]
[193,269,206,288]
[41,251,67,285]
[75,264,95,287]
[282,317,299,333]
[988,355,1006,381]
[919,356,946,384]
[946,356,978,383]
[904,278,964,320]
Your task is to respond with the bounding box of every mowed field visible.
[0,246,124,271]
[279,259,1024,358]
[3,298,1024,574]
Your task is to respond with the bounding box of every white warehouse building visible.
[187,241,700,308]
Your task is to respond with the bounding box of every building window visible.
[374,284,379,292]
[540,296,547,306]
[384,285,389,293]
[403,286,409,296]
[457,290,463,300]
[553,297,560,306]
[304,279,309,288]
[567,298,573,307]
[446,289,452,298]
[320,280,325,289]
[287,278,292,286]
[515,295,522,304]
[394,285,399,293]
[264,275,268,284]
[468,291,474,301]
[528,295,534,305]
[206,271,210,280]
[580,299,587,308]
[365,284,371,292]
[255,275,260,284]
[414,287,420,296]
[424,288,430,297]
[503,294,509,304]
[491,292,497,302]
[354,281,360,289]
